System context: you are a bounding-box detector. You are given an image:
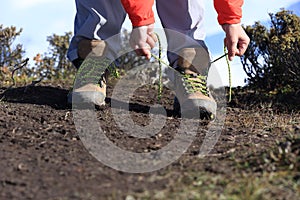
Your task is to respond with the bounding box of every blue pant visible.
[67,0,207,66]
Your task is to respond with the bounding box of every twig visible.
[0,58,29,100]
[24,71,50,93]
[29,74,47,87]
[10,58,29,88]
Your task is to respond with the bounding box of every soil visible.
[0,81,299,200]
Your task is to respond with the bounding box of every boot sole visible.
[68,91,106,106]
[173,97,217,120]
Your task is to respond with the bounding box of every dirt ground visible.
[0,81,299,200]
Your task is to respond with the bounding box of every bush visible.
[32,32,75,82]
[0,25,76,87]
[0,25,25,68]
[0,25,28,85]
[241,9,300,94]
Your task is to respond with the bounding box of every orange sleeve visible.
[121,0,155,27]
[214,0,244,25]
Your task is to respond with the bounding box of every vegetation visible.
[0,25,27,85]
[0,25,24,68]
[241,9,300,94]
[0,25,75,87]
[33,32,75,81]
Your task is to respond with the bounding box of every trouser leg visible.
[67,0,127,64]
[156,0,208,67]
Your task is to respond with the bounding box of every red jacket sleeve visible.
[121,0,155,27]
[214,0,244,25]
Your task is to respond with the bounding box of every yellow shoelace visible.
[150,33,232,103]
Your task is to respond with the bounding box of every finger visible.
[142,47,151,59]
[226,39,238,61]
[149,32,158,43]
[236,42,248,56]
[137,48,151,59]
[145,50,151,59]
[237,36,250,56]
[135,44,151,59]
[146,35,157,49]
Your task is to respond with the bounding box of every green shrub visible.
[0,25,28,85]
[241,9,300,94]
[0,25,25,68]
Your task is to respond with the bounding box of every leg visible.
[156,0,207,65]
[156,0,216,118]
[67,0,126,106]
[67,0,127,64]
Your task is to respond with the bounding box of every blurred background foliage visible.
[32,32,75,83]
[0,26,76,86]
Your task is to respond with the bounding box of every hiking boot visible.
[70,67,108,106]
[173,48,217,119]
[68,39,116,106]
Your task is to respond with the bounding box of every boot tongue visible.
[183,69,198,76]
